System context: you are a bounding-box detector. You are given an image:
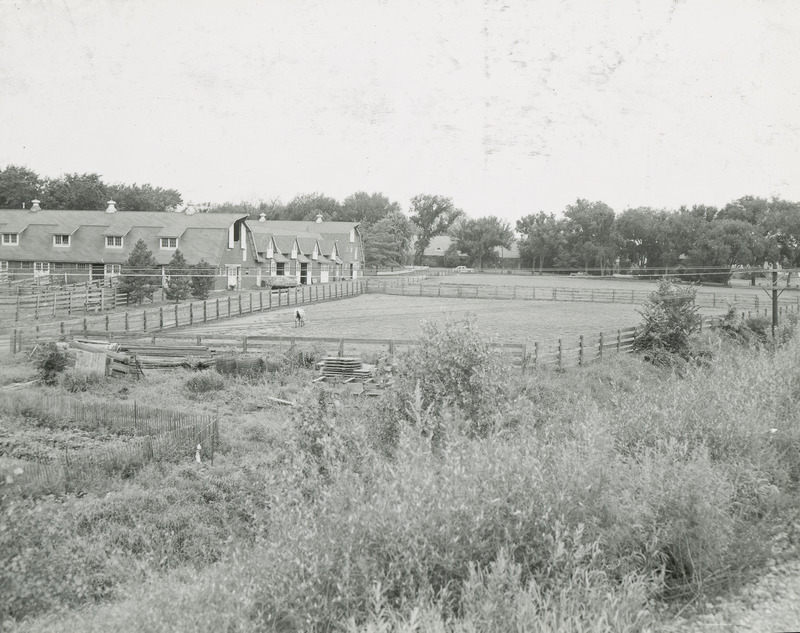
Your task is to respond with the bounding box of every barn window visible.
[160,237,178,249]
[53,234,70,246]
[106,236,123,248]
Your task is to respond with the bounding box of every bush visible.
[633,279,702,364]
[185,371,225,394]
[31,342,67,385]
[393,317,510,437]
[60,369,105,393]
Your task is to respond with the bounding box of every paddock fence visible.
[8,280,366,354]
[0,392,218,494]
[0,285,129,322]
[366,278,800,312]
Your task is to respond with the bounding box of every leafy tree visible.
[338,192,402,230]
[562,199,618,275]
[362,211,416,268]
[515,212,564,274]
[164,250,191,302]
[441,243,463,268]
[284,193,341,221]
[451,216,513,269]
[0,164,42,208]
[717,196,769,225]
[684,220,766,284]
[107,183,183,212]
[119,239,160,304]
[41,172,109,210]
[190,259,216,299]
[409,194,464,264]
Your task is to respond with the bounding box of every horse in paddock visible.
[295,308,306,327]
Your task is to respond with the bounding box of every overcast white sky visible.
[1,0,798,222]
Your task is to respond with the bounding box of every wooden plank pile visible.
[316,356,394,396]
[63,340,143,378]
[115,342,214,370]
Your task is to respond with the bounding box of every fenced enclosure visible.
[0,392,218,493]
[0,284,128,322]
[8,279,366,353]
[367,278,800,312]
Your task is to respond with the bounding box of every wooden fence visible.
[0,392,218,493]
[0,284,128,322]
[367,279,800,312]
[8,280,366,353]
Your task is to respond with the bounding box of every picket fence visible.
[0,392,218,493]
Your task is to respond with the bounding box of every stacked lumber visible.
[63,340,142,377]
[321,357,363,378]
[116,343,214,370]
[317,357,394,396]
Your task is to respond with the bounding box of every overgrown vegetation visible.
[633,279,703,366]
[3,316,800,632]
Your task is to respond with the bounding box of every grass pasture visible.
[173,294,643,346]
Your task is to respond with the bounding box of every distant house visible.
[494,242,521,269]
[0,201,251,288]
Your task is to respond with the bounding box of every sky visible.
[0,0,798,223]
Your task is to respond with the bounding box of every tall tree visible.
[452,216,513,269]
[41,172,109,210]
[190,259,216,299]
[107,183,183,212]
[164,250,191,302]
[562,199,618,274]
[409,194,464,264]
[119,239,160,304]
[515,212,564,274]
[0,165,43,208]
[283,193,340,221]
[338,192,402,230]
[362,210,416,268]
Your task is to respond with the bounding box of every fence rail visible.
[366,279,800,312]
[0,284,128,322]
[8,280,366,353]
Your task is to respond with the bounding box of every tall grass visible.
[5,329,800,632]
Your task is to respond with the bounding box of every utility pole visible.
[772,268,779,337]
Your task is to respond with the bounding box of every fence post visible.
[579,335,584,366]
[533,341,538,366]
[520,342,527,373]
[617,329,621,352]
[125,312,129,332]
[558,339,562,370]
[598,332,603,360]
[631,290,634,303]
[243,336,248,353]
[216,298,220,320]
[238,295,242,315]
[105,314,109,331]
[143,310,147,332]
[259,291,263,311]
[338,339,344,357]
[190,303,194,325]
[35,294,40,320]
[159,307,164,330]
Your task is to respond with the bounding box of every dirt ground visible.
[178,294,643,346]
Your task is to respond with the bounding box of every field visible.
[2,280,800,632]
[178,294,643,345]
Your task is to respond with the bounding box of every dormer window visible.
[2,233,19,245]
[349,229,355,243]
[106,235,123,248]
[291,244,297,259]
[266,242,274,258]
[160,237,178,249]
[53,234,70,247]
[312,245,319,261]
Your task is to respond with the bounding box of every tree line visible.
[4,164,800,281]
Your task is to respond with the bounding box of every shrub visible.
[31,342,67,385]
[60,369,105,393]
[185,371,225,394]
[394,316,510,437]
[633,279,702,364]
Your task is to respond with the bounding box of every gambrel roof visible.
[0,209,248,266]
